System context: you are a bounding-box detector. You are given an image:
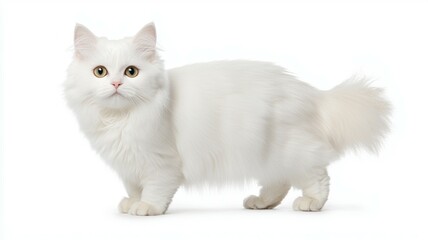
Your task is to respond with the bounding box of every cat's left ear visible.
[74,23,97,59]
[133,22,157,61]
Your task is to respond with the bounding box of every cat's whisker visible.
[119,87,150,104]
[96,88,116,98]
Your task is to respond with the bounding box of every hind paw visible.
[292,196,325,211]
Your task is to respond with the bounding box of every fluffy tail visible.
[319,77,391,154]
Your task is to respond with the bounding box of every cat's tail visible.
[319,76,391,154]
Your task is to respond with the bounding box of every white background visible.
[1,0,428,239]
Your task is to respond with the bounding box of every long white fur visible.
[64,23,391,215]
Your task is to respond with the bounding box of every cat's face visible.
[66,23,165,110]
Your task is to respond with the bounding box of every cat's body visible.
[65,23,390,215]
[169,61,331,186]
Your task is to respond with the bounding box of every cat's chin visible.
[98,94,135,110]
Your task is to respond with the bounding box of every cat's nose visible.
[112,81,122,89]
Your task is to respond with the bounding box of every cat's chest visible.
[80,106,175,175]
[89,112,145,165]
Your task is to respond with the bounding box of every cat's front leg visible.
[128,169,182,216]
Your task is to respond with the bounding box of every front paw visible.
[128,201,165,216]
[118,197,139,213]
[244,195,269,209]
[243,195,281,210]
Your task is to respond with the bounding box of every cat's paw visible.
[243,195,278,209]
[128,201,165,216]
[292,196,324,211]
[118,197,139,214]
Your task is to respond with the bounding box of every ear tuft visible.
[133,22,157,61]
[74,23,97,59]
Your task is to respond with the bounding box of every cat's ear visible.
[133,22,157,61]
[74,24,97,59]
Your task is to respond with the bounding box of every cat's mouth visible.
[112,91,123,96]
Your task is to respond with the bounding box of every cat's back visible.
[168,60,285,76]
[168,60,291,90]
[168,60,318,121]
[167,60,319,117]
[167,60,310,106]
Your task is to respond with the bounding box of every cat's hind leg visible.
[244,182,291,210]
[293,169,330,211]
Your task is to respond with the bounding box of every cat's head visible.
[65,23,166,111]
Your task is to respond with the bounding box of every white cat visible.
[64,22,391,216]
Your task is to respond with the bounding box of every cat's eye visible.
[124,66,139,78]
[93,66,108,78]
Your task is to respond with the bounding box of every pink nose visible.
[112,82,122,89]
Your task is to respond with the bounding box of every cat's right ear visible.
[74,24,97,59]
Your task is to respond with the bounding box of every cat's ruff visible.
[65,22,391,216]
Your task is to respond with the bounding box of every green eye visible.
[124,66,139,78]
[93,66,108,78]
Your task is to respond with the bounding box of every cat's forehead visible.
[91,37,139,65]
[98,37,133,51]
